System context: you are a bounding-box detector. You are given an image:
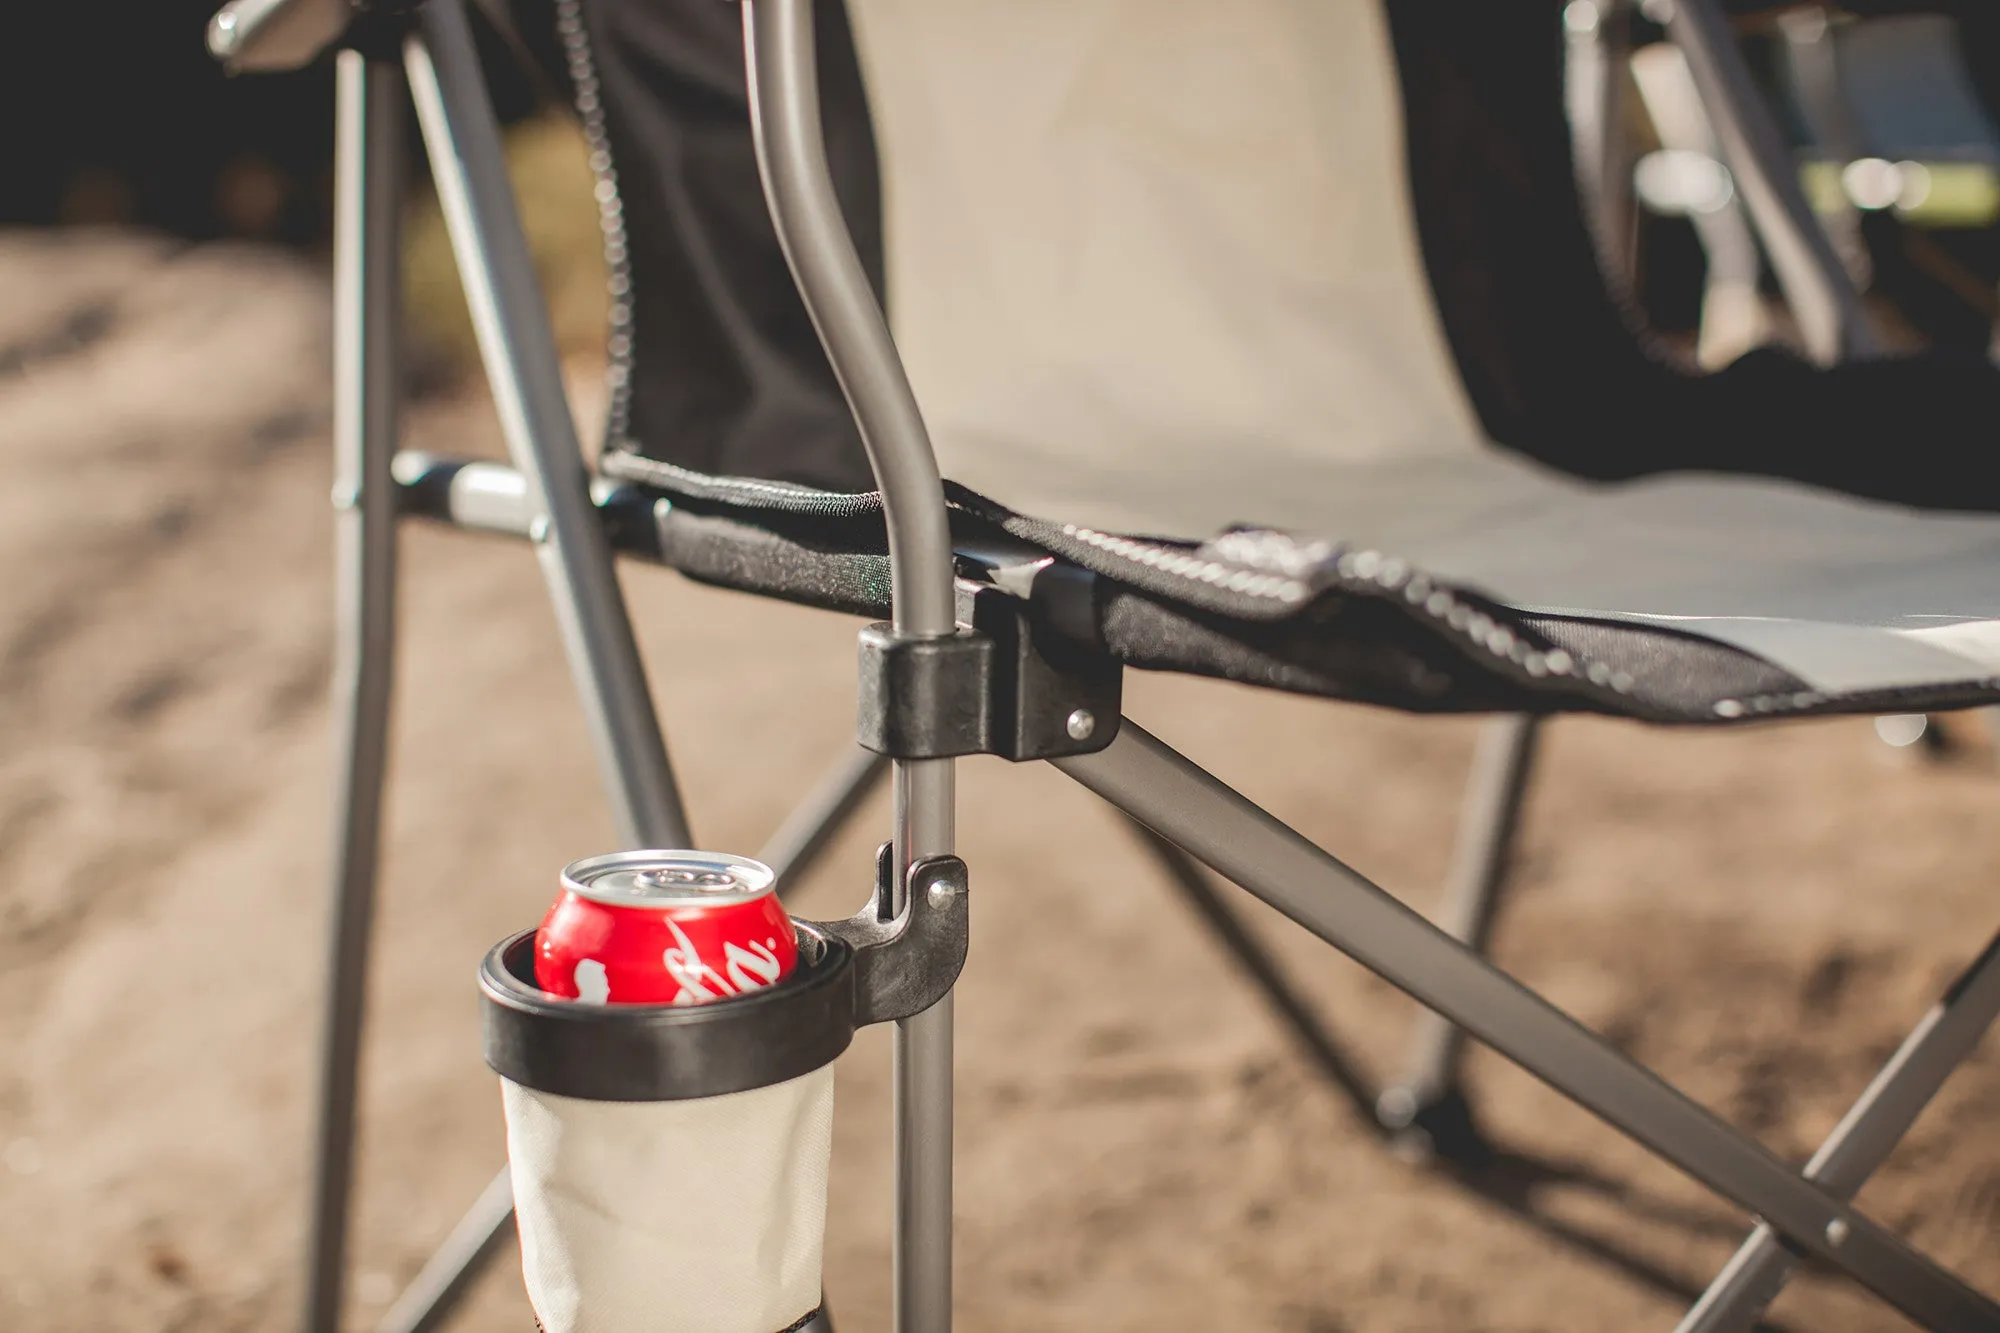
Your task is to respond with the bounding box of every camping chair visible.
[211,0,2000,1329]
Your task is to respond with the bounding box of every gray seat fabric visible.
[946,444,2000,699]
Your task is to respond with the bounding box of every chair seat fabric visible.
[603,443,2000,723]
[937,440,2000,699]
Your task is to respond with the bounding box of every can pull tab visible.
[817,843,969,1027]
[635,867,737,892]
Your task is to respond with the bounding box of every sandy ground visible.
[2,232,1997,1333]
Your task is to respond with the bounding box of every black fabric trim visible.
[541,1305,829,1333]
[539,0,880,491]
[610,453,887,527]
[604,450,2000,723]
[775,1306,828,1333]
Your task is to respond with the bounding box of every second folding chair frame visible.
[301,3,2000,1331]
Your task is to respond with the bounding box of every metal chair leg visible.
[309,7,699,1328]
[374,1171,515,1333]
[367,747,888,1333]
[1127,819,1379,1128]
[406,0,691,852]
[1675,928,2000,1333]
[303,49,405,1333]
[1376,714,1540,1166]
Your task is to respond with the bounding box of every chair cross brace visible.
[1056,723,2000,1332]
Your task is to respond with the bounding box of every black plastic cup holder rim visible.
[480,924,859,1102]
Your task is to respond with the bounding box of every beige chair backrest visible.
[844,0,1488,522]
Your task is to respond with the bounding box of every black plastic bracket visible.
[856,627,994,759]
[480,848,969,1101]
[856,569,1121,762]
[819,845,969,1027]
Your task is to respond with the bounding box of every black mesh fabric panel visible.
[532,0,878,490]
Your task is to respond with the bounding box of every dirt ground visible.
[2,232,1997,1333]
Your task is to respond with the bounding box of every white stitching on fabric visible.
[1058,523,1632,698]
[555,0,636,450]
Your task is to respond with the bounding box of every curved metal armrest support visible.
[740,0,956,639]
[740,9,962,1329]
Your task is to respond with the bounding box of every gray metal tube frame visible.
[1666,0,1880,365]
[405,0,689,850]
[1377,714,1540,1148]
[389,453,648,542]
[1677,928,2000,1333]
[303,50,404,1333]
[1128,821,1379,1126]
[303,9,691,1328]
[742,2,960,1330]
[1055,721,1998,1331]
[372,1168,516,1333]
[366,745,886,1333]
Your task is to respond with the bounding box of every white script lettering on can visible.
[573,958,611,1004]
[661,920,784,1004]
[723,938,785,992]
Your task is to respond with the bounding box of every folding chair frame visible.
[281,1,2000,1330]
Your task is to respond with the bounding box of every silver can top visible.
[560,850,777,909]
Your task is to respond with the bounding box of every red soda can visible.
[534,851,798,1005]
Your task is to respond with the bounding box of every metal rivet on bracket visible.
[1066,709,1096,741]
[1824,1217,1850,1247]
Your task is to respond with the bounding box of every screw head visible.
[1065,708,1096,741]
[1824,1217,1850,1247]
